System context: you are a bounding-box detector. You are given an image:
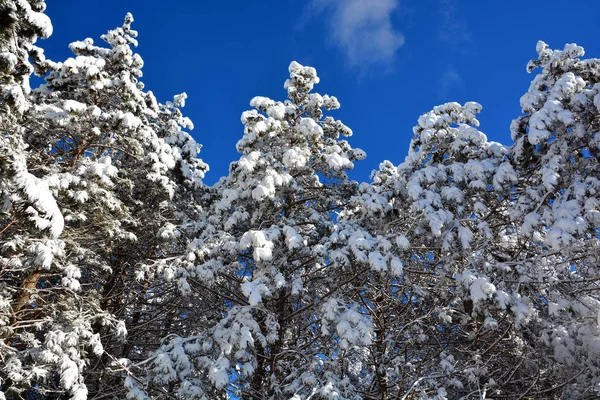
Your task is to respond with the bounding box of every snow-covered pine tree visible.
[139,61,371,399]
[0,0,51,119]
[345,43,600,399]
[1,13,208,399]
[344,101,525,398]
[504,41,600,397]
[0,2,60,398]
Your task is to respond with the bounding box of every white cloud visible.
[308,0,404,68]
[438,0,471,47]
[439,68,463,99]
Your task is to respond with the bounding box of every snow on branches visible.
[1,5,600,399]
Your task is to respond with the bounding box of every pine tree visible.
[140,61,372,399]
[505,41,600,397]
[0,0,52,118]
[1,13,208,399]
[345,43,600,398]
[343,101,520,398]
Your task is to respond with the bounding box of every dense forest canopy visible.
[1,1,600,399]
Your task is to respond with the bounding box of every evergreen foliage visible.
[1,4,600,399]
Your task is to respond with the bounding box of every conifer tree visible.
[504,41,600,397]
[1,13,207,399]
[141,61,371,399]
[344,43,600,398]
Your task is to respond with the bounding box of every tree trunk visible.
[11,267,41,324]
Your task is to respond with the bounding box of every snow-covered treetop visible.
[402,101,504,170]
[0,0,52,117]
[224,60,364,209]
[34,13,208,193]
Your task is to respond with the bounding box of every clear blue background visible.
[41,0,600,184]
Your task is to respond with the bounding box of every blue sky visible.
[42,0,600,184]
